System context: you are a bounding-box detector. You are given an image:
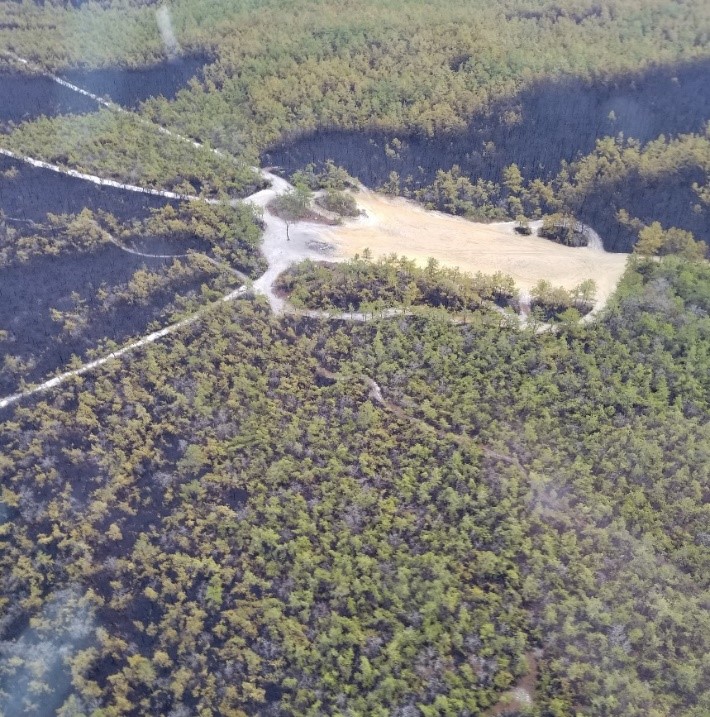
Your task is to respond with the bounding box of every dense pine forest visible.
[1,253,709,716]
[276,255,600,322]
[1,0,709,715]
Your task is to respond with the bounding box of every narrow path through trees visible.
[0,285,248,410]
[0,148,217,203]
[102,224,249,280]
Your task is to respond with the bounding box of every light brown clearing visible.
[327,190,629,311]
[482,652,539,717]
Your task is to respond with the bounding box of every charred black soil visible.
[0,245,225,395]
[0,154,178,223]
[264,59,710,252]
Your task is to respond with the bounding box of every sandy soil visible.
[326,190,629,311]
[247,171,339,313]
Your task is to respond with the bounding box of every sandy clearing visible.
[0,51,628,411]
[247,171,338,313]
[326,190,629,311]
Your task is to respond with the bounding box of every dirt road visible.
[0,147,214,203]
[246,172,339,312]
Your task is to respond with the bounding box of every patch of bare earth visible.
[482,652,538,716]
[326,190,629,313]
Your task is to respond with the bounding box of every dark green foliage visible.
[633,220,708,261]
[530,278,597,321]
[558,131,710,250]
[0,201,262,394]
[344,255,710,716]
[3,0,707,254]
[142,0,708,152]
[316,189,360,217]
[135,200,267,278]
[2,109,263,198]
[538,213,586,247]
[4,0,705,153]
[291,161,359,192]
[406,129,710,253]
[2,255,709,715]
[0,300,529,716]
[413,166,510,221]
[1,1,709,715]
[514,215,532,235]
[0,209,109,267]
[1,200,265,277]
[270,183,315,222]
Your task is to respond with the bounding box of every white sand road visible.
[0,165,339,410]
[0,286,248,410]
[0,178,627,410]
[0,57,629,409]
[0,148,217,203]
[247,172,343,313]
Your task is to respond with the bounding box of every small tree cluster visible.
[634,221,707,261]
[531,278,597,320]
[538,213,587,247]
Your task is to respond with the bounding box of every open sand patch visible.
[326,190,629,311]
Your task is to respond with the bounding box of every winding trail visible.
[0,152,334,410]
[0,57,610,410]
[2,52,342,313]
[316,365,523,468]
[4,51,218,155]
[0,285,248,411]
[1,53,264,206]
[0,148,217,204]
[6,52,117,111]
[2,216,38,226]
[0,154,538,411]
[102,227,249,281]
[104,234,189,260]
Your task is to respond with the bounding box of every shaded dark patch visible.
[158,433,183,463]
[265,60,710,186]
[0,246,163,390]
[315,366,337,387]
[0,243,220,396]
[60,54,210,109]
[129,233,211,256]
[0,611,30,643]
[0,53,209,125]
[264,682,284,703]
[0,72,98,124]
[264,58,710,252]
[449,53,471,72]
[571,164,708,253]
[0,154,178,223]
[227,487,249,506]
